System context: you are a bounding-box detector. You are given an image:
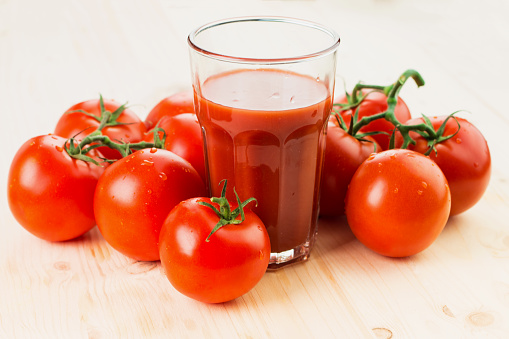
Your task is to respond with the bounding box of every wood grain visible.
[1,0,509,338]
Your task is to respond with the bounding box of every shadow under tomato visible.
[48,226,102,246]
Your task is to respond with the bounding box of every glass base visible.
[267,232,317,270]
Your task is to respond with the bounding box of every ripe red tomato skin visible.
[159,197,270,303]
[54,98,146,159]
[334,91,411,150]
[345,149,451,257]
[144,90,194,130]
[144,113,206,183]
[94,148,207,261]
[395,116,491,216]
[7,135,104,241]
[320,121,379,216]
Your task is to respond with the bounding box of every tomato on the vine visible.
[159,181,270,303]
[334,90,411,150]
[395,115,491,216]
[8,135,104,241]
[144,113,206,183]
[54,97,146,159]
[320,120,379,217]
[94,148,206,261]
[345,149,451,257]
[144,90,195,130]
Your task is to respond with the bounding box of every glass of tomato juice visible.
[188,17,340,269]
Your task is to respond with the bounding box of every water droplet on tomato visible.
[269,92,280,99]
[150,148,157,153]
[455,138,462,144]
[55,145,63,152]
[259,250,264,260]
[390,154,396,160]
[257,225,263,231]
[131,167,135,172]
[367,154,375,161]
[30,141,35,146]
[445,183,450,190]
[141,160,154,167]
[147,189,152,194]
[378,163,383,167]
[159,172,167,181]
[316,77,320,82]
[290,96,296,103]
[393,188,398,194]
[421,182,428,189]
[51,136,58,140]
[417,190,423,195]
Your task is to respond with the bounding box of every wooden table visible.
[1,0,508,337]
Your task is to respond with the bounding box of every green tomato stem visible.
[64,95,167,164]
[350,84,385,103]
[198,180,257,242]
[342,69,440,150]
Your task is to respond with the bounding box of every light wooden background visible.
[1,0,509,338]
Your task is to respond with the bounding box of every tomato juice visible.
[195,69,332,255]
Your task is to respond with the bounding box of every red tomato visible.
[54,98,146,159]
[345,149,451,257]
[320,120,379,216]
[7,135,104,241]
[144,90,195,130]
[395,116,491,215]
[159,194,270,303]
[334,91,411,150]
[144,113,206,183]
[94,148,206,261]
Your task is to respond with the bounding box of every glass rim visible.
[187,16,340,64]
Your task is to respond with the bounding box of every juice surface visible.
[195,69,332,253]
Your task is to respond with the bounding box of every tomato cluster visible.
[7,92,270,303]
[320,69,491,257]
[7,69,493,303]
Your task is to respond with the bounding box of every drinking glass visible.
[188,16,340,269]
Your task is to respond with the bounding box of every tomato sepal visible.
[198,180,257,242]
[65,95,135,129]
